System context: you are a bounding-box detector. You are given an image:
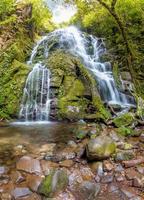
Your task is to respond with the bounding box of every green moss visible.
[113,113,135,127]
[0,60,30,119]
[39,170,68,197]
[116,126,134,136]
[112,62,121,89]
[48,50,111,121]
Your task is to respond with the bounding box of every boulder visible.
[86,136,116,160]
[38,169,68,197]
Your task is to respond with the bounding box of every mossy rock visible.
[47,50,111,121]
[113,113,135,128]
[116,126,135,137]
[39,169,68,197]
[86,136,116,160]
[0,60,30,119]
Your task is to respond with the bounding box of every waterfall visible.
[20,26,135,121]
[19,63,51,121]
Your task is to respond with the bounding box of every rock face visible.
[47,50,110,121]
[86,136,116,160]
[38,169,68,197]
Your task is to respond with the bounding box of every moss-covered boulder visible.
[113,113,135,128]
[86,136,116,160]
[47,50,111,121]
[38,169,68,197]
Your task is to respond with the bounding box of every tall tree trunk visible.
[95,0,136,86]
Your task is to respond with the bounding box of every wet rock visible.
[16,156,42,175]
[125,168,139,180]
[79,181,101,199]
[54,189,75,200]
[67,140,77,148]
[18,193,42,200]
[115,150,135,161]
[59,160,74,168]
[120,188,138,199]
[38,169,68,197]
[103,161,114,172]
[27,175,43,192]
[53,148,76,162]
[136,166,144,175]
[0,193,12,200]
[114,164,124,172]
[122,157,144,168]
[68,168,83,188]
[39,143,56,154]
[115,173,125,182]
[0,166,7,175]
[89,162,103,176]
[101,173,114,183]
[132,176,144,188]
[0,175,10,185]
[86,136,116,160]
[80,166,94,181]
[11,187,32,199]
[75,127,89,139]
[10,171,25,184]
[41,160,59,176]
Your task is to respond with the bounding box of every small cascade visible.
[19,63,51,121]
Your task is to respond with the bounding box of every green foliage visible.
[73,0,144,97]
[24,0,54,32]
[0,0,15,20]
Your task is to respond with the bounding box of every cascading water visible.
[23,26,135,121]
[19,62,51,121]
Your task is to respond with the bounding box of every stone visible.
[17,193,42,200]
[53,147,76,162]
[103,161,114,172]
[86,136,116,160]
[0,166,7,175]
[89,162,103,176]
[125,168,139,180]
[136,166,144,174]
[27,175,43,192]
[38,169,68,197]
[115,173,125,182]
[10,171,25,184]
[115,150,135,161]
[114,164,124,172]
[11,187,32,199]
[79,181,100,199]
[41,160,59,176]
[59,160,74,168]
[1,193,12,200]
[16,156,42,175]
[67,140,77,148]
[80,166,94,181]
[101,173,114,183]
[39,143,56,154]
[132,177,144,188]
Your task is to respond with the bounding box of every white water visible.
[19,63,51,121]
[28,26,135,110]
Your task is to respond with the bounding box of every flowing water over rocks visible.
[22,26,135,122]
